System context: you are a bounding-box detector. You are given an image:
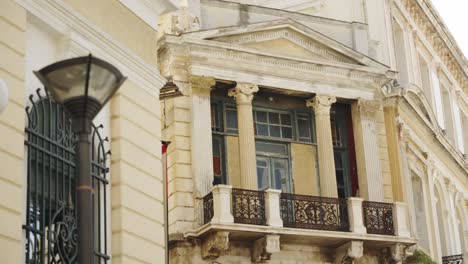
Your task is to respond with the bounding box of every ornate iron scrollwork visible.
[362,201,394,235]
[442,254,464,264]
[280,193,349,231]
[232,188,266,225]
[203,192,214,224]
[24,89,110,263]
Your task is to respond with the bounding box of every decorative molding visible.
[201,231,230,259]
[334,241,363,264]
[17,0,167,96]
[251,235,280,262]
[228,83,259,105]
[306,95,336,116]
[158,8,200,37]
[190,75,216,95]
[357,98,381,118]
[118,0,178,30]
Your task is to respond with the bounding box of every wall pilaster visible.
[228,83,259,190]
[190,76,216,197]
[306,95,338,198]
[352,99,384,201]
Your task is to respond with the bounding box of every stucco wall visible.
[0,0,26,262]
[63,0,157,65]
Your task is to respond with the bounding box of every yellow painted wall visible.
[63,0,157,65]
[376,109,394,202]
[226,135,241,188]
[110,79,164,263]
[291,143,319,196]
[0,0,26,262]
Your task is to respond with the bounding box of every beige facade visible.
[0,0,467,264]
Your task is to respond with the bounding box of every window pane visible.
[257,158,270,190]
[256,141,288,155]
[270,125,281,137]
[257,124,268,136]
[226,108,238,132]
[282,127,292,139]
[298,117,311,139]
[268,112,280,124]
[256,111,267,123]
[273,159,288,191]
[211,103,221,131]
[281,114,291,126]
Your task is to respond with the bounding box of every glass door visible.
[255,141,292,192]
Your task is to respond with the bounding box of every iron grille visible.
[362,201,394,235]
[203,192,214,224]
[280,193,349,231]
[442,254,463,264]
[24,89,110,263]
[231,188,266,225]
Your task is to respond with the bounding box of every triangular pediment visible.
[183,19,388,70]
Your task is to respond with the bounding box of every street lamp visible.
[35,54,126,264]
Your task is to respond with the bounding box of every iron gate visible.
[24,89,110,263]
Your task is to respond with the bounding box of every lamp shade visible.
[34,54,126,120]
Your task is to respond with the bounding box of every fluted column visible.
[352,99,384,201]
[190,76,216,197]
[306,95,338,197]
[228,83,259,190]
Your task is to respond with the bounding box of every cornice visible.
[392,0,468,93]
[17,0,167,96]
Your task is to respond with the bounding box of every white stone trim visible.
[17,0,167,96]
[118,0,178,30]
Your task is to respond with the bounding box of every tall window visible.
[418,54,434,108]
[331,104,358,198]
[393,19,410,85]
[411,174,430,251]
[24,94,110,263]
[441,85,455,144]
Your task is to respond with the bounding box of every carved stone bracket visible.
[306,95,336,116]
[251,234,280,262]
[201,231,230,259]
[380,243,410,264]
[228,83,259,105]
[158,8,200,36]
[334,241,363,264]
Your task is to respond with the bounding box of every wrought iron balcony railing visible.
[442,254,464,264]
[231,188,266,225]
[280,193,349,231]
[201,185,410,239]
[362,201,394,235]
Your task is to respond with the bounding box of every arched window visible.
[24,89,110,263]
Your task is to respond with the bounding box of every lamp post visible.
[34,54,126,264]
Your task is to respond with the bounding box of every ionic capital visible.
[228,83,259,105]
[357,98,381,118]
[190,75,216,96]
[306,95,336,116]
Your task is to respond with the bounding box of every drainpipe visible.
[162,141,171,264]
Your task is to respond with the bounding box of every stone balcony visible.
[186,185,417,262]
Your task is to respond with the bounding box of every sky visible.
[430,0,468,58]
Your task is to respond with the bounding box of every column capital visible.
[306,95,336,115]
[357,98,381,118]
[190,75,216,95]
[228,83,259,104]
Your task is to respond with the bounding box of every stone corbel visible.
[380,243,408,264]
[201,231,230,259]
[158,8,200,37]
[334,241,363,264]
[251,234,280,262]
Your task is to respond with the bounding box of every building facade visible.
[0,0,466,264]
[157,0,467,263]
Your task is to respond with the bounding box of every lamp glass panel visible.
[87,63,120,104]
[43,64,88,103]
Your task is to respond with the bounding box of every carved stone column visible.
[228,83,259,190]
[352,99,384,201]
[190,76,216,197]
[334,241,363,264]
[306,95,338,197]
